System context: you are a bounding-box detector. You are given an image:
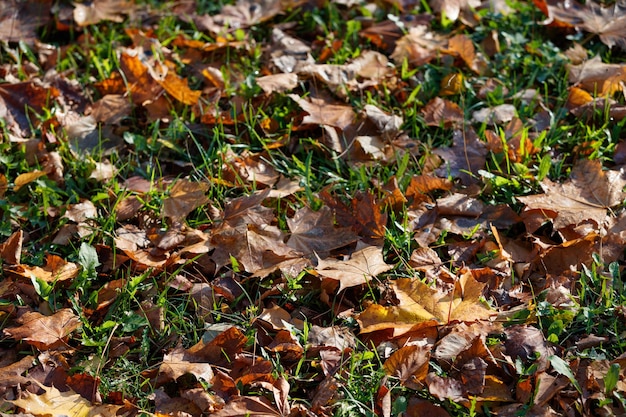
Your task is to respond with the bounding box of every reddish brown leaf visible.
[421,97,464,128]
[163,178,210,222]
[383,345,430,389]
[4,309,81,350]
[287,206,357,258]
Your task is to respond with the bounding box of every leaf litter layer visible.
[1,0,626,415]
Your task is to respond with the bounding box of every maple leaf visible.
[0,355,34,388]
[288,94,355,130]
[211,395,283,417]
[568,55,626,96]
[73,0,134,26]
[4,309,81,350]
[545,0,626,50]
[286,206,357,258]
[11,382,123,417]
[383,345,430,390]
[0,0,51,44]
[358,271,493,336]
[162,178,210,222]
[315,246,393,292]
[517,159,626,230]
[434,128,487,185]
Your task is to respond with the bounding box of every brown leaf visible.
[73,0,134,26]
[186,327,248,368]
[0,82,58,137]
[286,206,357,258]
[504,325,554,372]
[160,347,215,383]
[518,159,626,230]
[9,254,80,283]
[256,73,298,95]
[4,309,81,350]
[211,395,282,417]
[0,230,23,265]
[288,94,355,130]
[568,55,626,96]
[447,34,487,74]
[546,0,626,50]
[315,246,393,292]
[421,97,464,128]
[383,345,430,389]
[162,178,210,222]
[434,128,487,185]
[0,355,34,387]
[391,26,445,67]
[0,0,51,44]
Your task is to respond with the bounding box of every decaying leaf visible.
[286,206,357,258]
[518,159,626,230]
[315,246,393,291]
[545,0,626,50]
[358,271,493,336]
[4,309,81,350]
[162,178,210,222]
[11,382,123,417]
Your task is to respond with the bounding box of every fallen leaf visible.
[163,178,210,222]
[287,206,357,258]
[73,0,134,26]
[383,344,430,390]
[4,309,81,350]
[434,128,487,185]
[256,73,298,95]
[11,382,122,417]
[14,170,47,191]
[158,71,202,106]
[545,0,626,50]
[315,246,393,291]
[211,395,282,417]
[358,271,493,335]
[421,97,464,127]
[518,159,626,229]
[568,55,626,96]
[288,94,355,130]
[0,0,51,44]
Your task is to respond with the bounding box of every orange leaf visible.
[159,72,201,105]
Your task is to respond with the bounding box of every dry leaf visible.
[73,0,134,26]
[315,246,393,291]
[4,309,81,350]
[545,0,626,50]
[163,178,210,222]
[518,159,626,229]
[286,206,357,258]
[11,382,122,417]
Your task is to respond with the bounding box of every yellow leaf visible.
[14,170,47,191]
[11,383,123,417]
[358,272,493,337]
